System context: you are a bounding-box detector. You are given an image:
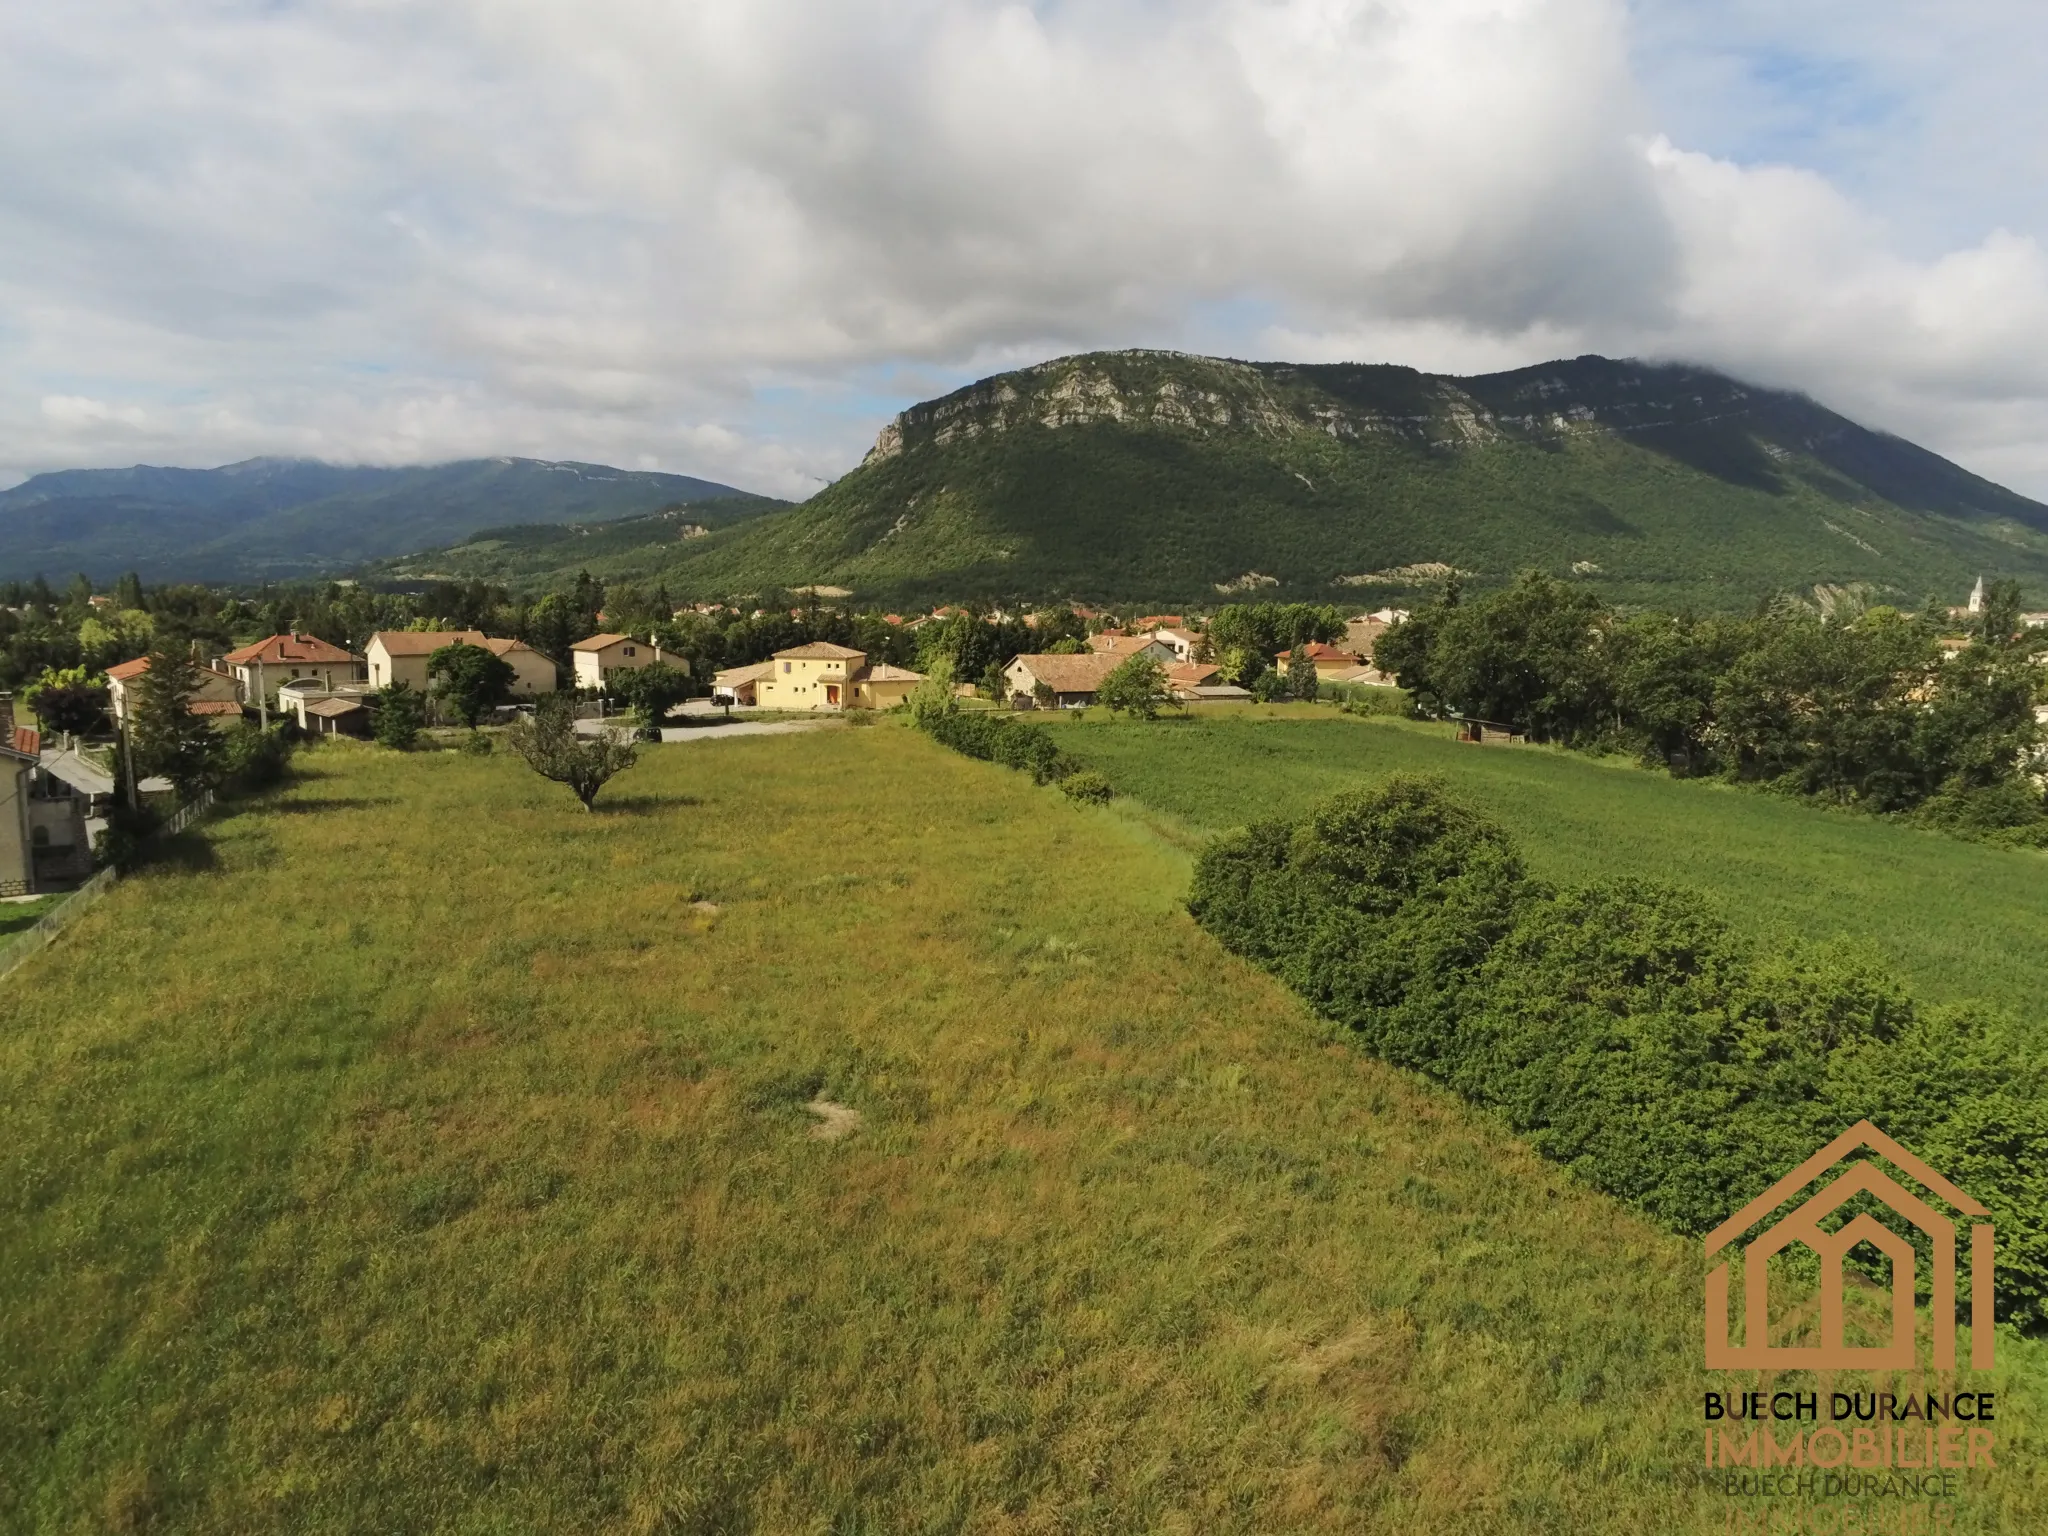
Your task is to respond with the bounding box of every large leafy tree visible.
[612,662,693,734]
[21,665,110,737]
[507,692,637,810]
[1096,655,1169,719]
[427,642,515,727]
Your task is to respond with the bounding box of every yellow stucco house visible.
[745,643,924,711]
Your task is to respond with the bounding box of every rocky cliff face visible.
[858,349,1866,466]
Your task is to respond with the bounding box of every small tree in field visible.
[1286,645,1320,702]
[979,660,1011,702]
[907,654,957,727]
[131,647,225,799]
[508,692,637,810]
[1097,655,1168,720]
[375,682,426,750]
[614,662,692,736]
[1032,679,1056,711]
[427,642,515,727]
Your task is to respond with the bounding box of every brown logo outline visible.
[1704,1121,1994,1371]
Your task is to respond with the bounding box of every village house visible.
[223,633,363,713]
[0,701,90,894]
[275,677,376,736]
[1147,627,1202,663]
[105,656,241,725]
[479,637,559,695]
[571,634,691,691]
[365,631,561,695]
[1272,641,1367,680]
[1087,633,1178,664]
[747,643,925,711]
[366,630,484,691]
[1003,652,1121,708]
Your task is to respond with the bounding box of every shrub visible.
[1188,773,2048,1325]
[1058,771,1113,804]
[220,721,297,793]
[460,729,493,757]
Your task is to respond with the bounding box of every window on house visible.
[624,645,636,657]
[783,662,791,673]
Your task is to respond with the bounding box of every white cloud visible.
[2,0,2047,500]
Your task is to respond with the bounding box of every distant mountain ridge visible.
[399,350,2048,609]
[0,456,778,583]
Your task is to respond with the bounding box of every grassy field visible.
[1,726,2041,1532]
[1049,707,2048,1022]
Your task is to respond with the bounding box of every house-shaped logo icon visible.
[1705,1121,1994,1371]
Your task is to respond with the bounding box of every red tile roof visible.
[189,700,244,716]
[8,726,41,759]
[571,633,633,652]
[106,656,151,682]
[223,632,357,666]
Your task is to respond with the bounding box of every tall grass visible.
[0,728,2039,1531]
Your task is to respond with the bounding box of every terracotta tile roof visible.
[1274,642,1359,664]
[481,636,542,658]
[189,700,244,716]
[1136,615,1185,628]
[369,629,489,656]
[106,657,237,687]
[7,726,41,759]
[854,663,924,682]
[773,642,866,660]
[572,633,633,652]
[223,632,357,666]
[1006,653,1117,692]
[304,697,365,718]
[1167,662,1220,685]
[713,661,775,686]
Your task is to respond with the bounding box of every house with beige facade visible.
[0,702,91,893]
[480,637,559,694]
[751,642,924,711]
[366,631,487,691]
[1002,652,1120,708]
[106,656,241,725]
[223,633,363,715]
[572,634,691,691]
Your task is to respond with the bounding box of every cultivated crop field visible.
[1,724,2041,1532]
[1052,708,2048,1022]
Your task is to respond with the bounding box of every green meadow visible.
[1050,707,2048,1022]
[1,724,2041,1532]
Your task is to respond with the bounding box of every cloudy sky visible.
[4,0,2047,499]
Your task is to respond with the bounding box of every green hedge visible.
[922,709,1085,786]
[1189,773,2048,1328]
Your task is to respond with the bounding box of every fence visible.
[0,788,217,983]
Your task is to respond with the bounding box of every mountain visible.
[391,351,2048,609]
[0,456,779,583]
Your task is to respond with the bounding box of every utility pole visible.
[120,713,138,812]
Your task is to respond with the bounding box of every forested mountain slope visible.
[438,350,2048,608]
[0,457,772,582]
